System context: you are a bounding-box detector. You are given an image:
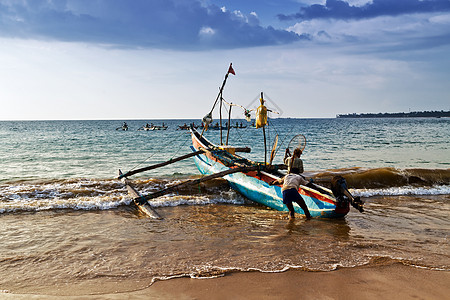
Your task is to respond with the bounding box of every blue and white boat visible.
[119,63,361,219]
[190,127,351,218]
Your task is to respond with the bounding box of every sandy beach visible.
[2,263,448,299]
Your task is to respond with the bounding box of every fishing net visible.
[288,134,306,153]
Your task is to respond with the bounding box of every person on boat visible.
[284,147,331,196]
[269,170,312,220]
[284,148,304,174]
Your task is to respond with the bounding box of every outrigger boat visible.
[118,63,363,219]
[189,128,350,218]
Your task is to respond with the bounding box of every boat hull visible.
[190,131,349,218]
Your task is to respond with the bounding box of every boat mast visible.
[202,63,234,138]
[226,103,232,145]
[220,94,223,145]
[261,92,267,165]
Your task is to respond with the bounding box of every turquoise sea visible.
[0,118,449,295]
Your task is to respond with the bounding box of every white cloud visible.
[429,12,450,24]
[296,0,371,6]
[347,0,373,6]
[287,12,450,52]
[233,10,245,19]
[199,26,215,36]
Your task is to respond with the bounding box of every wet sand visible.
[2,263,449,299]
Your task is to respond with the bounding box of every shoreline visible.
[2,263,449,299]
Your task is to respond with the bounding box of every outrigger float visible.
[118,64,363,219]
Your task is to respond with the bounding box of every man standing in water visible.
[270,160,312,220]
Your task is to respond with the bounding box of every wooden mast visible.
[226,103,232,145]
[261,92,267,165]
[220,94,223,145]
[202,63,233,138]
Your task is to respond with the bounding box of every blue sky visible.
[0,0,449,120]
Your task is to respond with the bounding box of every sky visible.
[0,0,449,120]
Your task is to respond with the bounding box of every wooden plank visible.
[119,170,162,219]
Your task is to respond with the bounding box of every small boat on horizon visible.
[139,123,168,131]
[116,122,129,131]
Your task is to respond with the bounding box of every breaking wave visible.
[0,177,242,214]
[1,167,448,214]
[353,185,450,197]
[312,167,450,189]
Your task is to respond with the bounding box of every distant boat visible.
[139,123,168,131]
[178,123,198,130]
[116,122,129,131]
[233,122,247,129]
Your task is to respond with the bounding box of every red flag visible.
[228,64,235,75]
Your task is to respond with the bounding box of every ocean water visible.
[0,118,449,294]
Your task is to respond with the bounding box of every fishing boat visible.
[189,63,356,218]
[151,124,168,130]
[139,123,168,131]
[178,123,199,130]
[189,128,350,218]
[116,122,129,131]
[233,123,247,129]
[118,63,362,219]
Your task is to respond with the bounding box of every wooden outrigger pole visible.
[139,165,263,202]
[118,150,204,179]
[119,159,279,219]
[118,136,252,218]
